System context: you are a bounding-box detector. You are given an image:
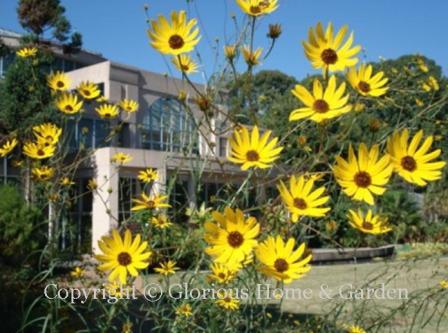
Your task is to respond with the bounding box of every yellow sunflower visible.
[23,142,56,159]
[87,179,98,191]
[77,81,101,100]
[16,47,37,58]
[236,0,279,16]
[277,175,331,223]
[122,321,132,333]
[172,55,199,74]
[96,95,108,103]
[148,10,201,55]
[55,93,83,115]
[47,71,71,91]
[96,229,151,284]
[347,325,366,333]
[32,166,55,181]
[111,152,133,165]
[303,22,361,72]
[104,280,129,298]
[422,76,439,92]
[0,138,18,157]
[154,260,179,276]
[387,129,446,186]
[228,126,283,170]
[347,209,392,235]
[60,177,75,186]
[33,123,62,147]
[118,99,139,113]
[208,262,237,284]
[242,46,263,66]
[204,207,260,265]
[347,64,389,97]
[333,144,393,205]
[131,193,171,211]
[70,267,85,279]
[415,98,424,107]
[151,215,172,229]
[215,291,240,311]
[289,75,352,123]
[255,236,312,284]
[177,90,188,103]
[96,104,119,119]
[138,168,158,183]
[224,45,237,61]
[440,280,448,289]
[175,304,193,317]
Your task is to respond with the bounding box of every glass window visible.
[79,118,94,148]
[66,178,92,253]
[64,118,110,150]
[0,52,15,77]
[119,177,139,223]
[141,98,198,152]
[168,178,189,221]
[94,119,110,148]
[118,123,130,147]
[65,119,78,150]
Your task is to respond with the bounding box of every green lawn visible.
[281,256,448,332]
[139,256,448,332]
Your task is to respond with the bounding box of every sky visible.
[1,0,447,82]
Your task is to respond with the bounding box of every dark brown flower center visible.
[362,221,374,230]
[358,81,371,93]
[37,149,45,156]
[274,258,289,273]
[250,5,261,14]
[181,64,190,71]
[195,97,211,111]
[354,171,372,188]
[117,252,132,266]
[57,81,65,88]
[169,34,185,49]
[218,272,226,279]
[65,105,74,112]
[147,200,155,208]
[321,48,338,65]
[246,150,260,162]
[313,99,329,113]
[227,231,244,248]
[293,198,307,210]
[83,89,91,96]
[104,113,111,118]
[401,156,417,172]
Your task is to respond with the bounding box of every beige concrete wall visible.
[91,147,119,253]
[67,61,111,95]
[66,61,242,253]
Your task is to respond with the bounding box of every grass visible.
[138,255,448,332]
[281,256,448,332]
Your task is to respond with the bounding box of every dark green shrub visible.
[0,184,46,264]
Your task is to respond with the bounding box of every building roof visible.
[0,27,104,58]
[0,28,22,38]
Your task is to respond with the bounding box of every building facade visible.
[0,29,248,253]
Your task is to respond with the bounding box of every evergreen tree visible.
[17,0,82,53]
[0,55,59,135]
